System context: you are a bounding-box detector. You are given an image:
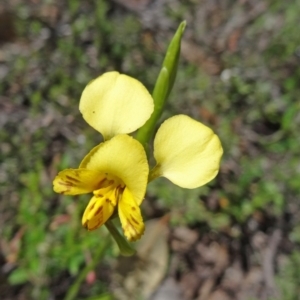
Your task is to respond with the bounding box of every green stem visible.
[105,220,135,256]
[148,165,162,183]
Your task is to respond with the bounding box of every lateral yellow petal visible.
[153,115,223,188]
[79,71,154,140]
[82,195,115,231]
[84,134,148,205]
[53,169,105,195]
[118,187,145,242]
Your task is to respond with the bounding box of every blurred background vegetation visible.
[1,0,300,299]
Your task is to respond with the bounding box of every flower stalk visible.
[105,220,135,256]
[136,21,186,149]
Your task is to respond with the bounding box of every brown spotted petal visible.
[118,187,145,242]
[53,169,105,195]
[82,195,116,231]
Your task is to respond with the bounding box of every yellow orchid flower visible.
[53,134,148,241]
[53,71,223,243]
[53,72,154,242]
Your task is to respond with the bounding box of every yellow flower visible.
[53,72,153,241]
[53,134,148,241]
[53,71,223,242]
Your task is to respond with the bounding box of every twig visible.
[262,229,282,299]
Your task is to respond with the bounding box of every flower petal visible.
[79,144,103,169]
[53,169,105,195]
[79,71,154,140]
[82,195,115,231]
[153,115,223,188]
[118,187,145,241]
[84,134,149,205]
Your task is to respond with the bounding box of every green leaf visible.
[8,268,29,285]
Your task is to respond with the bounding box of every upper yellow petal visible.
[53,168,105,195]
[83,134,149,205]
[152,115,223,189]
[79,71,154,140]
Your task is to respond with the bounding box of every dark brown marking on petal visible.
[65,181,75,186]
[97,178,107,188]
[95,193,103,198]
[94,206,103,216]
[57,183,72,193]
[105,198,110,203]
[114,188,118,199]
[89,204,95,211]
[131,207,136,211]
[122,221,140,241]
[130,216,139,225]
[58,181,73,187]
[66,175,81,183]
